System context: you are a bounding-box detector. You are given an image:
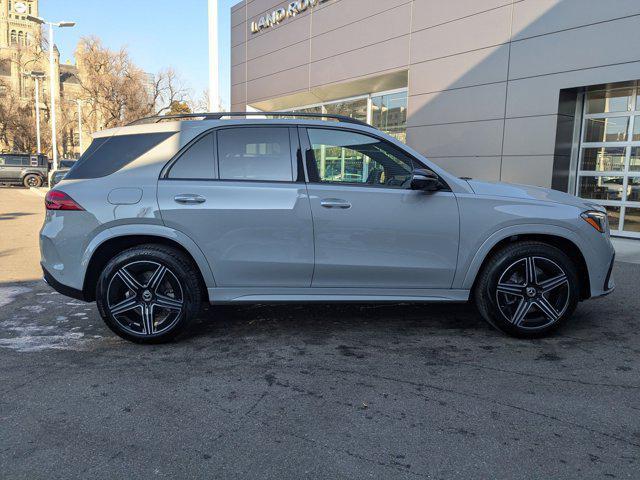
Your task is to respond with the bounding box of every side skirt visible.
[208,287,470,304]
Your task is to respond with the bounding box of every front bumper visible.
[42,265,88,302]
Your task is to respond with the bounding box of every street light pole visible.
[48,24,57,169]
[27,15,76,171]
[34,76,42,154]
[77,99,83,154]
[25,71,45,154]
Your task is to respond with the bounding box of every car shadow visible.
[0,212,35,221]
[184,301,489,342]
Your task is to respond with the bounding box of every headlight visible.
[581,210,608,233]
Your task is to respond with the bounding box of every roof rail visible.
[127,111,370,127]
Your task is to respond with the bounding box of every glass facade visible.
[577,81,640,237]
[291,89,408,143]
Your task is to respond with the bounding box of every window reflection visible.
[289,90,408,143]
[308,128,413,187]
[631,147,640,172]
[580,147,626,171]
[324,98,368,124]
[627,177,640,202]
[604,206,621,231]
[624,208,640,233]
[585,86,633,114]
[584,117,629,142]
[578,176,624,201]
[371,92,407,143]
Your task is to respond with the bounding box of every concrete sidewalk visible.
[612,237,640,264]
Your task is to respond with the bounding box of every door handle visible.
[174,194,206,205]
[320,198,351,209]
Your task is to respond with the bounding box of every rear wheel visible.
[23,174,42,188]
[96,245,203,343]
[474,241,580,338]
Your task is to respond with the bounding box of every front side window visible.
[307,128,414,188]
[217,127,293,181]
[168,132,216,179]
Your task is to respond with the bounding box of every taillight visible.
[45,190,84,211]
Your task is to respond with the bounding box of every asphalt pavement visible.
[0,186,639,479]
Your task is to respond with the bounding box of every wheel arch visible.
[461,227,591,300]
[81,227,215,302]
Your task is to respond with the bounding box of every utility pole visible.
[208,0,220,112]
[27,15,76,171]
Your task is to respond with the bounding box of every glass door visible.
[577,81,640,237]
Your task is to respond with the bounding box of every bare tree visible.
[152,68,191,116]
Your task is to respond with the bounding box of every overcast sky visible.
[41,0,237,109]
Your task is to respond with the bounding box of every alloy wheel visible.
[106,261,184,336]
[26,176,40,187]
[495,256,570,330]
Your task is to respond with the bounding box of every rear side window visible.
[4,156,22,166]
[168,133,216,179]
[65,132,175,180]
[217,127,293,182]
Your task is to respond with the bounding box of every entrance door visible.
[301,127,460,289]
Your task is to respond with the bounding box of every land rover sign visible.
[251,0,328,34]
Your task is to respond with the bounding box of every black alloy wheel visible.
[96,245,203,343]
[475,241,580,338]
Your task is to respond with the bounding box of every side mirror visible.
[410,169,441,191]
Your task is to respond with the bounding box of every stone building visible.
[0,0,85,157]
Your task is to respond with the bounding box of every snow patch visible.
[0,286,31,309]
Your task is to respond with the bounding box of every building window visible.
[10,30,17,45]
[577,81,640,237]
[371,91,408,144]
[289,89,408,144]
[18,31,23,46]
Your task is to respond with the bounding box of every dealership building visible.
[230,0,640,237]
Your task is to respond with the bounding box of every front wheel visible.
[474,241,580,338]
[96,245,203,343]
[23,174,43,188]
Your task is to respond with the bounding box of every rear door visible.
[157,126,315,288]
[301,127,460,289]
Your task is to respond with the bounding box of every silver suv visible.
[40,112,615,343]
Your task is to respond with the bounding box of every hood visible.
[465,180,603,211]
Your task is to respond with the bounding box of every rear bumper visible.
[42,265,88,302]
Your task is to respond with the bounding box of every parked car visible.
[49,160,77,188]
[0,153,48,188]
[40,113,615,344]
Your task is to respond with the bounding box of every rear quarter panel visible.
[41,125,216,290]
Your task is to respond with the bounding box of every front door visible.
[302,127,460,289]
[158,126,314,287]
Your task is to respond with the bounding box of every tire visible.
[96,244,203,344]
[474,241,580,338]
[23,174,42,188]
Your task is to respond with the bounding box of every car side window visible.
[4,156,22,166]
[217,127,293,182]
[168,132,216,180]
[307,128,414,188]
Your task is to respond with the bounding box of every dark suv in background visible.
[0,153,48,187]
